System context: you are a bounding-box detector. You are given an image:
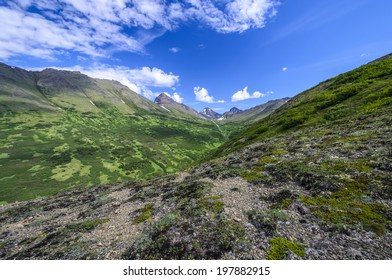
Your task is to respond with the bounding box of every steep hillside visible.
[1,54,391,260]
[214,55,392,155]
[0,64,239,203]
[0,63,165,114]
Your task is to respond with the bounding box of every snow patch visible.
[121,99,126,104]
[89,99,96,106]
[160,105,170,112]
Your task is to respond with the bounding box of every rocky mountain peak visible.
[154,93,176,105]
[200,107,221,119]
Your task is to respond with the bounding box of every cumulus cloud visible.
[164,92,184,103]
[231,86,266,102]
[0,0,278,59]
[194,87,224,103]
[194,87,214,103]
[43,64,180,99]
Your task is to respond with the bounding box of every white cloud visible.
[42,64,179,99]
[163,92,184,103]
[0,0,279,60]
[282,67,288,72]
[194,87,214,103]
[169,47,180,53]
[194,86,224,103]
[186,0,278,33]
[231,86,266,102]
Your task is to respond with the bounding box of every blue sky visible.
[1,0,391,112]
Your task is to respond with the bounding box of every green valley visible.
[0,64,245,203]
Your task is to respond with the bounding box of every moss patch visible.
[267,237,305,260]
[302,182,389,235]
[133,203,154,224]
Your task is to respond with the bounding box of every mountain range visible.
[0,54,391,260]
[0,63,286,203]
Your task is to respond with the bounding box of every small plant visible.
[65,218,110,233]
[247,209,289,235]
[241,171,267,183]
[133,203,154,224]
[267,237,305,260]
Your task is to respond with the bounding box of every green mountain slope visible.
[0,64,240,203]
[214,54,392,155]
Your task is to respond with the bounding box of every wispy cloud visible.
[194,86,224,103]
[282,67,288,72]
[231,86,266,102]
[0,0,279,60]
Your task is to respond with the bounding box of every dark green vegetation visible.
[0,63,244,203]
[0,109,226,202]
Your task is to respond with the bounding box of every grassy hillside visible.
[215,54,392,155]
[0,108,228,203]
[0,64,243,203]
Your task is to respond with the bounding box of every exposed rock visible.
[286,250,303,260]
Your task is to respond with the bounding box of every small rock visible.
[97,242,103,247]
[297,205,311,215]
[286,250,302,260]
[234,217,242,222]
[348,248,363,260]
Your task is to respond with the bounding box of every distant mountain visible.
[154,93,202,118]
[0,63,164,114]
[199,107,221,119]
[218,98,290,123]
[220,107,242,119]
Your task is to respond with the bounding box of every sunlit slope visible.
[0,64,234,203]
[214,54,392,156]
